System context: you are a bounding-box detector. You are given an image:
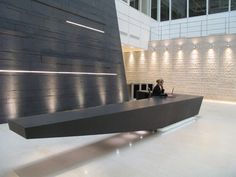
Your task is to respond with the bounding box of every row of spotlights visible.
[150,43,231,51]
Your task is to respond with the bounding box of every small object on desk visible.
[168,88,175,97]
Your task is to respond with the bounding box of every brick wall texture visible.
[123,35,236,102]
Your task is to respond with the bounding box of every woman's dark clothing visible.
[152,85,164,96]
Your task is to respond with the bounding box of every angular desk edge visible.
[8,94,203,139]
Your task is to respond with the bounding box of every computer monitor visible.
[168,88,175,97]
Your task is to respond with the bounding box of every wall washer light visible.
[66,20,105,34]
[0,70,117,76]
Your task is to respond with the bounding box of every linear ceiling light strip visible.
[66,20,105,34]
[0,70,117,76]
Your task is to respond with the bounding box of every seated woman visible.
[152,79,167,97]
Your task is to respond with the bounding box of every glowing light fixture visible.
[141,51,145,56]
[66,20,105,34]
[116,149,120,155]
[0,70,117,76]
[84,170,88,175]
[178,41,183,46]
[136,131,148,135]
[151,42,157,48]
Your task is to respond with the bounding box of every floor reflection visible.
[13,131,158,177]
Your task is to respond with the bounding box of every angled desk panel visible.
[8,94,203,139]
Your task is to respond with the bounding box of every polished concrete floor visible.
[0,100,236,177]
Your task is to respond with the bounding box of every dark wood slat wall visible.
[0,0,129,123]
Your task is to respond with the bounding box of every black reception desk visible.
[8,94,203,139]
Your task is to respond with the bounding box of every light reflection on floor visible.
[1,100,236,177]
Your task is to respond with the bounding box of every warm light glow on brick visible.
[163,51,170,64]
[140,51,145,64]
[207,48,216,64]
[129,52,135,65]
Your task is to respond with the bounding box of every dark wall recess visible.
[0,0,128,123]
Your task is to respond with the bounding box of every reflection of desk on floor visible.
[8,94,203,139]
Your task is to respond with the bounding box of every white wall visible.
[123,34,236,102]
[115,0,157,49]
[116,0,236,49]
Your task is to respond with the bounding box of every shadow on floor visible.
[13,131,159,177]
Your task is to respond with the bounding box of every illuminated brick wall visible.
[123,35,236,101]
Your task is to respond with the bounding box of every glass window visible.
[130,0,139,10]
[232,0,236,11]
[151,0,158,20]
[161,0,169,21]
[209,0,229,14]
[172,0,187,20]
[142,0,151,15]
[189,0,206,17]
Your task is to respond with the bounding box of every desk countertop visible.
[10,94,203,127]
